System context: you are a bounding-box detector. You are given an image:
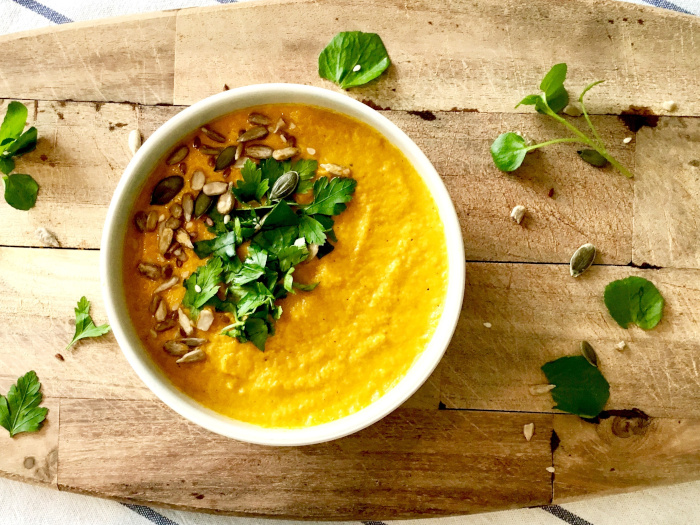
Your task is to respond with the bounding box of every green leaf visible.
[237,282,275,316]
[288,158,317,194]
[318,31,391,89]
[0,102,28,148]
[193,231,238,260]
[0,371,49,437]
[539,63,569,113]
[604,276,664,330]
[244,317,269,351]
[490,133,528,172]
[277,243,309,272]
[259,158,287,190]
[3,173,38,210]
[66,296,111,350]
[232,160,269,203]
[579,80,605,103]
[5,127,37,157]
[227,262,266,286]
[263,200,300,229]
[283,267,295,293]
[182,257,224,314]
[0,157,15,175]
[577,149,609,167]
[253,226,298,258]
[294,281,319,292]
[298,214,327,245]
[515,94,542,108]
[541,355,610,419]
[303,176,357,216]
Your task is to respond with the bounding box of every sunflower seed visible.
[201,146,222,155]
[529,384,556,396]
[307,243,319,262]
[203,181,228,196]
[581,341,599,368]
[146,211,159,231]
[546,467,555,474]
[134,212,148,232]
[200,126,226,143]
[170,203,183,219]
[166,145,189,165]
[510,205,526,225]
[235,143,243,161]
[320,163,351,176]
[180,337,207,347]
[570,243,596,277]
[245,145,273,159]
[176,228,194,249]
[164,217,181,230]
[138,262,162,280]
[217,191,234,214]
[272,117,286,133]
[237,126,268,143]
[196,308,215,331]
[615,341,627,352]
[154,298,168,322]
[248,113,271,126]
[163,341,190,356]
[194,192,214,218]
[151,176,184,205]
[280,132,296,146]
[182,193,194,221]
[272,147,299,161]
[563,105,582,117]
[662,100,677,112]
[523,423,535,441]
[178,308,194,336]
[154,319,176,332]
[176,348,206,364]
[128,130,142,155]
[215,146,237,171]
[233,156,250,169]
[191,170,206,191]
[149,294,162,314]
[153,276,179,294]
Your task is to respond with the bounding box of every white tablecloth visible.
[1,0,699,524]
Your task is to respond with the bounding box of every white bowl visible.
[101,84,465,446]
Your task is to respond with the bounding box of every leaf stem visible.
[525,137,583,152]
[579,99,605,147]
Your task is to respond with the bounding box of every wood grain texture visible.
[634,117,700,268]
[553,414,700,501]
[0,12,175,104]
[174,0,700,113]
[58,399,554,518]
[440,263,700,418]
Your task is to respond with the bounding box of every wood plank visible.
[174,0,700,114]
[633,117,700,268]
[0,12,175,104]
[0,398,59,488]
[440,263,700,418]
[553,414,700,501]
[57,399,554,518]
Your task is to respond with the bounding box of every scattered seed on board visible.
[623,137,632,144]
[523,423,535,441]
[483,322,492,328]
[546,467,555,474]
[176,348,206,364]
[662,100,677,112]
[563,105,582,117]
[128,130,142,155]
[529,384,556,396]
[510,205,526,225]
[581,340,599,368]
[570,243,596,277]
[35,227,60,248]
[615,341,627,352]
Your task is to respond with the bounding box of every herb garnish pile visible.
[181,158,356,351]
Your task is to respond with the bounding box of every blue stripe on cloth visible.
[11,0,73,23]
[640,0,693,14]
[216,0,239,3]
[542,505,594,525]
[122,503,180,525]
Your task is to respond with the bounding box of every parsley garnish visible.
[66,296,111,350]
[0,102,39,210]
[182,256,224,317]
[0,371,48,437]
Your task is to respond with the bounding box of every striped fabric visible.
[0,0,698,524]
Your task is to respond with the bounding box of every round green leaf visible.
[318,31,391,89]
[604,276,664,330]
[490,132,528,172]
[3,173,38,210]
[541,355,610,419]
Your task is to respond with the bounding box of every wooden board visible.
[1,0,699,518]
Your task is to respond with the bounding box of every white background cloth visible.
[1,0,699,524]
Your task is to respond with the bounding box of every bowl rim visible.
[101,83,465,446]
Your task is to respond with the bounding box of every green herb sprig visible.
[604,276,664,330]
[491,63,633,178]
[0,101,39,210]
[66,297,111,350]
[182,158,356,351]
[318,31,391,89]
[0,371,48,437]
[542,353,610,419]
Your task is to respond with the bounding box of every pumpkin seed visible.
[194,192,214,218]
[166,145,189,165]
[217,192,234,214]
[237,126,268,143]
[163,341,190,356]
[128,130,142,155]
[178,308,194,336]
[233,156,250,169]
[272,147,299,161]
[176,348,206,364]
[200,126,226,143]
[151,175,184,205]
[182,193,194,221]
[320,163,351,177]
[215,146,237,171]
[134,211,148,232]
[201,146,222,155]
[191,170,206,191]
[196,308,215,331]
[246,145,273,159]
[581,341,599,368]
[180,337,207,347]
[158,227,174,254]
[138,262,162,280]
[146,211,159,231]
[269,170,299,200]
[570,243,596,277]
[248,113,271,126]
[203,181,228,196]
[154,299,168,322]
[154,319,176,332]
[176,228,194,249]
[164,217,181,230]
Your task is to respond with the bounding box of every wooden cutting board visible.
[1,0,700,518]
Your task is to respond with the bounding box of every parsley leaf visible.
[193,230,238,259]
[3,173,39,210]
[318,31,391,89]
[245,317,269,351]
[303,177,357,216]
[286,158,317,194]
[237,282,275,316]
[298,214,327,245]
[541,355,610,419]
[182,257,224,315]
[538,63,569,114]
[259,158,286,189]
[604,276,664,330]
[66,296,111,350]
[263,200,300,229]
[253,226,298,257]
[277,243,309,272]
[232,160,269,203]
[0,371,48,437]
[294,281,319,291]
